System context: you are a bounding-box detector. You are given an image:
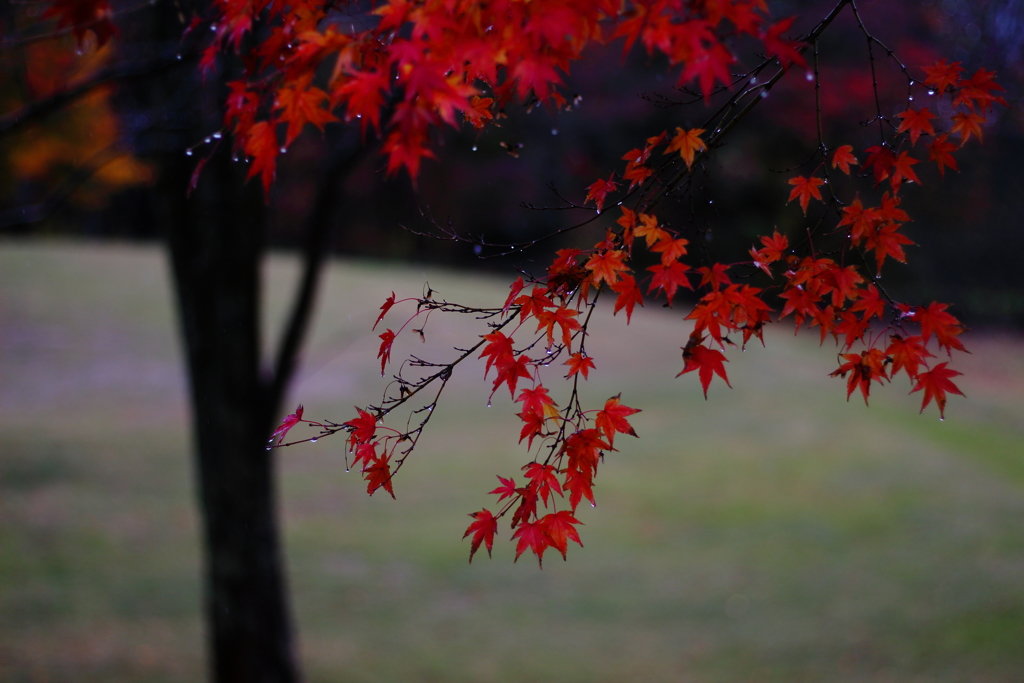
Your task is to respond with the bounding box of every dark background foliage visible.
[3,0,1022,325]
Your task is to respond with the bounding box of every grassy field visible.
[2,240,1023,683]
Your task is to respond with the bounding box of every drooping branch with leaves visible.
[152,0,1008,565]
[4,1,1008,681]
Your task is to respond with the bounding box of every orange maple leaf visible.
[585,249,629,287]
[830,145,858,174]
[634,213,670,248]
[564,352,596,379]
[951,112,985,144]
[664,127,707,169]
[534,305,582,348]
[274,77,338,146]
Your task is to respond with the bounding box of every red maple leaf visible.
[927,134,959,177]
[479,331,514,378]
[374,292,396,330]
[788,175,825,215]
[863,146,896,186]
[953,68,1007,112]
[921,58,964,94]
[677,341,731,398]
[244,120,279,194]
[679,38,734,99]
[540,510,583,561]
[344,408,377,449]
[270,404,304,445]
[849,284,886,321]
[488,475,518,502]
[911,362,964,418]
[696,262,732,291]
[889,151,921,191]
[492,354,533,398]
[610,274,644,323]
[896,107,936,146]
[512,519,552,567]
[333,69,390,134]
[634,213,669,248]
[514,286,555,322]
[594,394,640,446]
[910,302,966,353]
[585,174,619,211]
[865,222,914,274]
[463,509,498,562]
[838,197,882,243]
[650,236,690,266]
[761,16,806,70]
[377,329,396,376]
[830,348,888,404]
[523,462,562,507]
[757,230,789,264]
[363,452,395,498]
[647,261,693,306]
[886,335,934,381]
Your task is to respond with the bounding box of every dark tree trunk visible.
[23,1,368,677]
[162,143,301,683]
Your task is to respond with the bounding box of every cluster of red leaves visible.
[355,243,647,565]
[200,0,805,192]
[341,58,1003,560]
[742,62,1002,418]
[230,0,1004,562]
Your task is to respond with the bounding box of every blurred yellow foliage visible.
[2,36,154,211]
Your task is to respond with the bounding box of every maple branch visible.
[264,130,374,421]
[641,0,853,213]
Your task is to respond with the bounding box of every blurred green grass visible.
[2,241,1023,683]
